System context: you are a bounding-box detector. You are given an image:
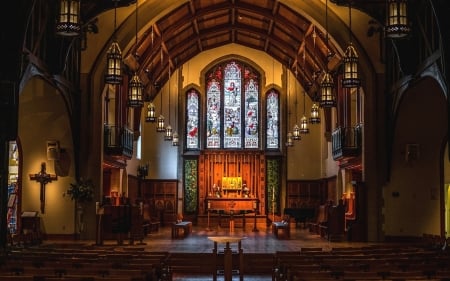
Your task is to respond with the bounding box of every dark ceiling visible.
[81,0,386,99]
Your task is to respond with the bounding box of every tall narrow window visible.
[244,78,259,148]
[223,62,242,148]
[206,78,221,148]
[266,89,280,149]
[186,89,200,149]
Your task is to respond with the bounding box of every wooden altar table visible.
[207,197,256,211]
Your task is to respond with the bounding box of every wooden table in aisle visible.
[208,236,246,281]
[172,221,192,239]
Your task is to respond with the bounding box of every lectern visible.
[208,236,245,281]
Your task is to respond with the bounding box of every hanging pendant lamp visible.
[172,61,180,146]
[165,67,173,141]
[146,102,156,122]
[56,0,81,36]
[156,88,165,132]
[320,71,336,107]
[342,2,360,88]
[156,114,165,132]
[310,103,321,124]
[105,1,123,84]
[299,91,309,134]
[286,132,294,147]
[319,0,336,108]
[286,62,295,147]
[292,69,301,141]
[127,0,144,107]
[128,73,144,107]
[156,48,166,132]
[386,0,410,38]
[172,132,179,146]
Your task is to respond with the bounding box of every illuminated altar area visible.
[198,151,267,216]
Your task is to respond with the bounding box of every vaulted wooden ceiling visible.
[81,0,386,99]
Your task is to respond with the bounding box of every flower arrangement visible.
[67,178,94,203]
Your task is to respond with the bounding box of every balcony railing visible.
[332,124,363,160]
[104,124,134,158]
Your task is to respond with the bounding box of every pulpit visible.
[97,205,132,245]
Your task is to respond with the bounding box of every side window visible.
[186,89,200,149]
[266,89,280,149]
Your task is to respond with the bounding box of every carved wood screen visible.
[198,151,266,214]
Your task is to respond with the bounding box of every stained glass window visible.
[189,60,279,150]
[266,89,280,149]
[206,78,221,148]
[223,62,242,148]
[244,78,259,148]
[186,89,199,149]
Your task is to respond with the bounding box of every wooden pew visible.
[307,204,329,237]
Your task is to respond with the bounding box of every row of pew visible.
[273,242,450,281]
[0,246,171,281]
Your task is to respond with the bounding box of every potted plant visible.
[67,178,94,204]
[67,178,94,236]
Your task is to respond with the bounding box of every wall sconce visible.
[47,140,60,161]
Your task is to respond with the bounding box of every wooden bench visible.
[272,222,290,239]
[171,221,192,239]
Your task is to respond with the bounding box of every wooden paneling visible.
[141,179,178,226]
[286,180,328,208]
[198,151,265,214]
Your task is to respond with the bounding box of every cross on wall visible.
[29,162,57,214]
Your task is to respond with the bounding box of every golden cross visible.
[29,162,57,214]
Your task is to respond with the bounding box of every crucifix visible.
[29,162,57,214]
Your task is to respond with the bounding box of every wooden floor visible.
[36,223,383,281]
[80,223,375,253]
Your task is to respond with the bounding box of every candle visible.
[208,201,211,209]
[95,202,100,214]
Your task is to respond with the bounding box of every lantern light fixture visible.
[320,72,336,107]
[127,0,144,107]
[342,2,360,88]
[299,91,309,134]
[386,0,410,38]
[56,0,81,36]
[310,102,321,124]
[146,102,156,122]
[104,0,123,84]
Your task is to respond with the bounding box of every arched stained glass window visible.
[244,79,259,148]
[266,89,280,149]
[223,62,242,148]
[205,60,261,149]
[186,89,200,149]
[206,79,221,148]
[187,60,280,150]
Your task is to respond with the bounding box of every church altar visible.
[206,197,258,213]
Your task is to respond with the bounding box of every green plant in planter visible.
[67,178,94,203]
